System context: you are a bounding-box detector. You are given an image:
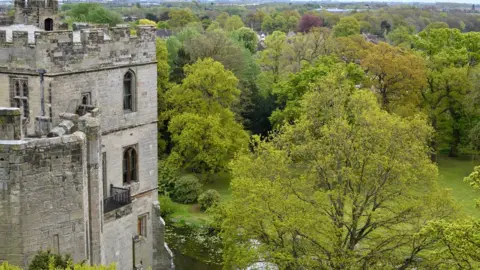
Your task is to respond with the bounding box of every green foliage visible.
[159,195,178,217]
[156,21,170,29]
[138,19,156,26]
[166,59,249,174]
[465,165,480,206]
[29,250,71,270]
[168,9,197,29]
[66,3,122,26]
[0,262,21,270]
[333,16,360,37]
[171,174,202,204]
[167,58,240,115]
[156,38,170,153]
[231,27,258,54]
[220,86,457,269]
[261,11,300,33]
[198,189,221,211]
[225,15,245,32]
[418,219,480,268]
[158,159,180,196]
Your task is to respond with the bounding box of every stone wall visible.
[14,0,58,28]
[102,193,157,270]
[0,131,89,267]
[49,64,157,134]
[0,107,22,139]
[0,26,156,74]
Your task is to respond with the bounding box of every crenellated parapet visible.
[0,25,157,73]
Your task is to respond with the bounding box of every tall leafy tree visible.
[166,59,248,174]
[168,9,197,29]
[413,28,480,157]
[333,16,360,37]
[219,86,456,269]
[361,42,427,115]
[225,15,245,32]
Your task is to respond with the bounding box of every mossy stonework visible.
[0,1,172,269]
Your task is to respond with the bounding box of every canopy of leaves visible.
[66,3,122,26]
[166,59,248,173]
[219,83,456,269]
[333,16,360,37]
[298,14,323,33]
[168,9,197,29]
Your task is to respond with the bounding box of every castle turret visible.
[14,0,58,30]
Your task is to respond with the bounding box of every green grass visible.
[166,172,232,227]
[437,155,480,218]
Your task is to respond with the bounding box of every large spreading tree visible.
[218,77,456,269]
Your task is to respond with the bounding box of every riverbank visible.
[160,172,231,269]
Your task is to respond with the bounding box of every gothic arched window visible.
[123,146,138,184]
[123,71,136,111]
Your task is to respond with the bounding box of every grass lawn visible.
[166,172,232,227]
[437,155,480,218]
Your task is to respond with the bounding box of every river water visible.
[165,224,223,270]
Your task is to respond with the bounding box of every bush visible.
[159,195,178,218]
[28,250,71,270]
[171,174,202,204]
[0,261,22,270]
[198,189,221,211]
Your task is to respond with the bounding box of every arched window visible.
[123,146,138,184]
[44,18,53,31]
[123,71,135,111]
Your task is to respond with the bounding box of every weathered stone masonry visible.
[0,0,173,269]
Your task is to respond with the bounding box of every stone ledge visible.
[0,107,21,116]
[104,203,133,223]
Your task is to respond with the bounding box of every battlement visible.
[0,25,155,46]
[14,0,58,10]
[0,25,157,73]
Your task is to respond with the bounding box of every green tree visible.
[216,12,230,28]
[413,28,480,157]
[225,15,245,32]
[333,16,360,37]
[219,88,456,269]
[361,42,427,115]
[66,3,122,26]
[166,59,248,174]
[231,27,258,54]
[258,31,288,83]
[168,9,196,29]
[156,38,170,154]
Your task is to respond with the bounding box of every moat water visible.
[165,224,223,270]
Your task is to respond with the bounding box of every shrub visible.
[159,195,178,217]
[198,189,221,210]
[171,174,202,204]
[28,250,71,270]
[0,261,21,270]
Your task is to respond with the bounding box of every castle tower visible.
[14,0,58,30]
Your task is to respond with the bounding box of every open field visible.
[437,156,480,218]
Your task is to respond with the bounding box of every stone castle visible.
[0,0,172,269]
